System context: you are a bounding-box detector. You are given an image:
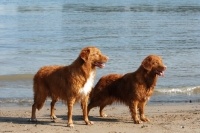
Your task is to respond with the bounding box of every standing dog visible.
[88,55,166,124]
[30,46,108,127]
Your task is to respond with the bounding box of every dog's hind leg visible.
[99,98,114,117]
[100,105,107,117]
[87,99,100,116]
[30,102,38,122]
[50,97,58,120]
[67,98,76,127]
[30,94,47,121]
[30,85,48,122]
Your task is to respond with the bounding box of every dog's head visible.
[142,55,167,76]
[80,46,109,68]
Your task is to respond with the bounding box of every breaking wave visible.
[154,86,200,95]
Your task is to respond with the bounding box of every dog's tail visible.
[33,74,48,110]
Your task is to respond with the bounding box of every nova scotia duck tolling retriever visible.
[30,46,108,127]
[88,55,166,124]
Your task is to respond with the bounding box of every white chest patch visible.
[79,71,95,97]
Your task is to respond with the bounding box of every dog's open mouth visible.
[155,70,164,76]
[94,62,105,68]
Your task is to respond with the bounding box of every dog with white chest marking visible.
[30,46,108,127]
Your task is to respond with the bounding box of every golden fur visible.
[88,55,166,124]
[30,46,108,127]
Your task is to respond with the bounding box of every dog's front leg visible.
[81,96,94,125]
[138,101,150,122]
[67,98,75,127]
[129,101,142,124]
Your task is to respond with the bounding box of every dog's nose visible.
[164,65,167,70]
[105,56,109,60]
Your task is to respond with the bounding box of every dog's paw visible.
[28,118,37,122]
[141,117,150,122]
[100,114,108,117]
[50,115,57,120]
[86,121,94,125]
[134,119,143,124]
[67,123,74,128]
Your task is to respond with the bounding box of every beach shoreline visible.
[0,103,199,133]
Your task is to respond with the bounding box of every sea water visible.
[0,0,200,106]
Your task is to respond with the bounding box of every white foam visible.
[155,86,200,95]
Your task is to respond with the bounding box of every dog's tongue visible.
[99,63,105,68]
[155,69,164,77]
[160,71,164,77]
[94,62,105,68]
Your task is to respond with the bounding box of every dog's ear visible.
[80,48,90,62]
[142,56,152,71]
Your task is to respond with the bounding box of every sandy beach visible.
[0,103,199,133]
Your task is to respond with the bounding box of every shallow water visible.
[0,0,200,106]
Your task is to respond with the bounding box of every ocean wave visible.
[16,4,200,13]
[0,87,199,107]
[154,86,200,95]
[62,4,200,13]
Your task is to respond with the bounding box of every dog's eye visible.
[93,52,98,56]
[153,61,158,65]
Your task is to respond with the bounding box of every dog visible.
[88,55,166,124]
[30,46,108,127]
